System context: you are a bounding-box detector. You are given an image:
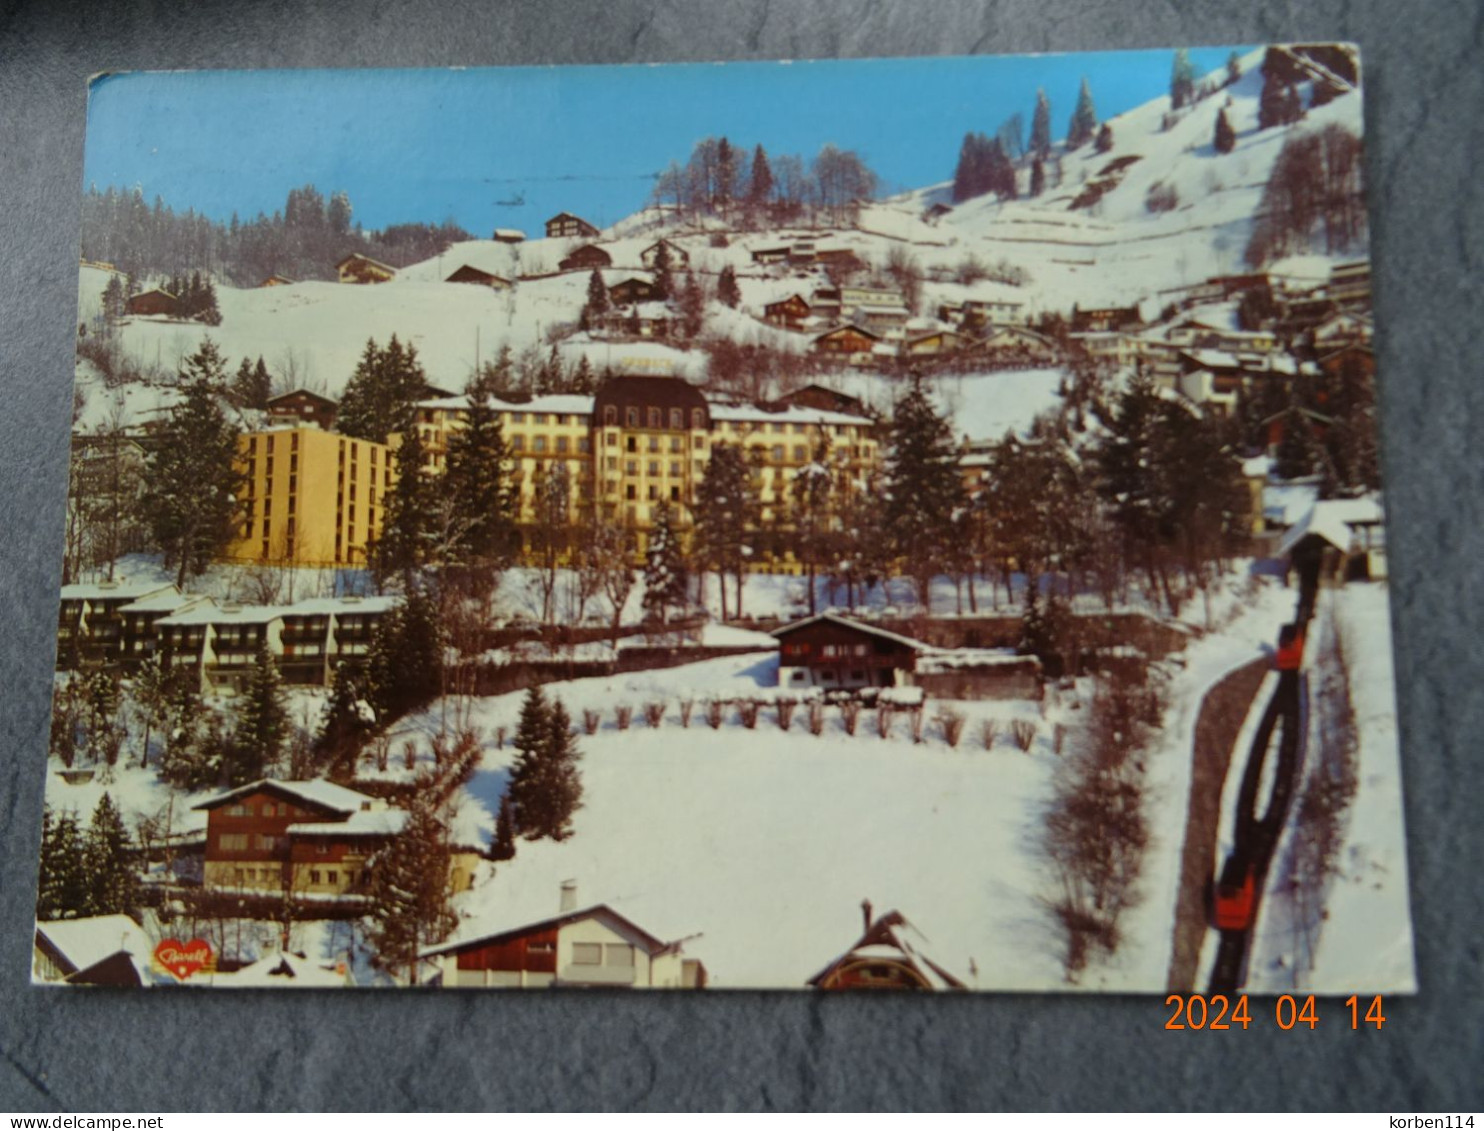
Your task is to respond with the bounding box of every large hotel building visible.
[230,374,880,575]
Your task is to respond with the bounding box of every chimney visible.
[861,898,873,934]
[559,879,577,913]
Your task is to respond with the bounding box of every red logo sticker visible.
[154,938,214,981]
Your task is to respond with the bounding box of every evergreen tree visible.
[443,388,517,568]
[37,808,90,920]
[584,267,610,327]
[1170,48,1197,110]
[1214,107,1237,154]
[1258,64,1306,130]
[651,241,673,302]
[747,144,775,214]
[883,377,965,614]
[372,426,433,585]
[1095,123,1114,154]
[1030,159,1046,198]
[364,804,456,983]
[489,793,517,862]
[507,689,584,843]
[366,585,444,724]
[232,640,289,784]
[570,354,595,395]
[314,663,374,780]
[1066,78,1099,149]
[717,264,741,309]
[141,342,244,587]
[198,278,222,326]
[84,793,139,917]
[641,502,689,626]
[678,272,706,339]
[336,335,429,444]
[1030,88,1054,159]
[1226,51,1243,87]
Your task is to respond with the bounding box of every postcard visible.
[35,44,1412,995]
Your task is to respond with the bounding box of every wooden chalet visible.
[1071,304,1142,333]
[125,288,177,317]
[640,239,689,269]
[259,274,295,287]
[810,324,881,360]
[559,244,613,271]
[545,212,600,239]
[422,884,706,989]
[445,264,513,290]
[607,276,659,305]
[903,329,967,357]
[34,916,155,987]
[808,905,966,991]
[814,247,866,274]
[194,779,401,897]
[764,293,811,330]
[751,245,791,266]
[773,384,869,418]
[336,254,396,284]
[922,202,954,222]
[266,388,338,431]
[980,325,1058,362]
[773,613,926,691]
[491,228,526,244]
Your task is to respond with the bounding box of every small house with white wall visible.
[422,883,706,989]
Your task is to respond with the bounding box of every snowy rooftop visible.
[60,580,174,603]
[419,393,595,416]
[35,915,153,979]
[1278,496,1386,557]
[422,902,673,959]
[206,950,348,988]
[282,595,400,617]
[118,590,204,615]
[157,601,285,627]
[709,403,873,428]
[193,778,378,815]
[772,612,932,653]
[289,809,409,837]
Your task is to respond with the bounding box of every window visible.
[669,408,683,429]
[533,436,547,453]
[626,436,637,453]
[670,436,682,453]
[572,943,603,965]
[605,944,634,968]
[218,833,249,851]
[510,435,524,451]
[648,408,661,428]
[556,436,569,453]
[254,834,281,852]
[310,870,321,885]
[579,437,591,453]
[626,407,640,427]
[669,461,680,476]
[626,485,636,500]
[647,485,658,500]
[794,446,807,461]
[670,486,680,502]
[327,870,339,885]
[604,406,617,426]
[772,445,785,462]
[606,457,618,471]
[226,803,250,817]
[625,460,637,475]
[534,413,547,425]
[692,409,705,430]
[316,842,330,855]
[648,461,660,476]
[648,436,660,453]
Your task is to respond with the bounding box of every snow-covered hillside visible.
[79,46,1365,443]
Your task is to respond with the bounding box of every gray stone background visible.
[1,0,1480,1111]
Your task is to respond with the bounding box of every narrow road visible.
[1166,656,1270,992]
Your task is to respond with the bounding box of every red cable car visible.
[1276,622,1305,671]
[1212,867,1257,931]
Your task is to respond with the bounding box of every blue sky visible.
[85,47,1250,236]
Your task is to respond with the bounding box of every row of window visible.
[217,832,282,852]
[571,942,634,967]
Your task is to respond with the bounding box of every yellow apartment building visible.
[226,427,396,568]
